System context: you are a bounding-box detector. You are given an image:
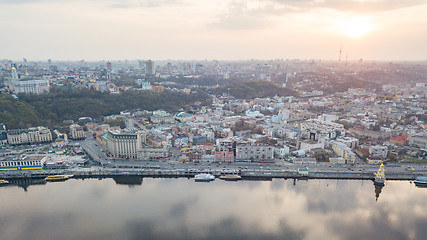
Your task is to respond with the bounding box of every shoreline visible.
[0,168,423,181]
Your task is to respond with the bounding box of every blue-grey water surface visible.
[1,178,426,240]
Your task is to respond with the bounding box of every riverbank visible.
[0,167,423,181]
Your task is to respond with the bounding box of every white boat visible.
[374,162,385,186]
[194,173,215,182]
[414,176,427,187]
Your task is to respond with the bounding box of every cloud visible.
[210,0,427,30]
[109,3,132,8]
[0,0,177,8]
[208,1,278,30]
[268,0,427,12]
[111,0,177,8]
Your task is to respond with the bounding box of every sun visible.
[338,16,376,39]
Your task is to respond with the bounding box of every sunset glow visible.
[338,16,377,39]
[0,0,425,60]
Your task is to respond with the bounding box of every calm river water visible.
[0,178,426,240]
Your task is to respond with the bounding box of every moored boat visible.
[414,176,427,187]
[219,175,242,181]
[0,179,9,185]
[194,173,215,182]
[45,174,74,182]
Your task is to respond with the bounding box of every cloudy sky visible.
[0,0,426,61]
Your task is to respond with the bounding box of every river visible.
[0,178,426,240]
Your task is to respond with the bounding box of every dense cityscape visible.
[2,0,427,238]
[0,59,426,187]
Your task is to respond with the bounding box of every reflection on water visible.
[4,178,46,192]
[1,178,427,240]
[375,182,384,201]
[113,176,143,186]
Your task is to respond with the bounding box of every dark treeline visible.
[0,87,212,130]
[212,81,297,99]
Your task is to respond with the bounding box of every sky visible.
[0,0,426,61]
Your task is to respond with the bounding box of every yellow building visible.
[151,85,165,93]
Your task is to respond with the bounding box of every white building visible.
[300,141,325,151]
[69,124,85,140]
[138,147,169,160]
[7,127,52,145]
[275,146,290,158]
[335,136,359,149]
[331,141,356,164]
[369,145,388,159]
[151,110,174,124]
[135,78,152,90]
[236,145,274,162]
[106,130,144,159]
[6,67,49,94]
[201,154,215,163]
[301,119,345,140]
[216,138,235,152]
[0,124,7,146]
[7,78,50,95]
[0,155,45,170]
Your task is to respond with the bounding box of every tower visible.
[297,121,302,149]
[106,61,112,80]
[146,60,155,76]
[106,61,112,72]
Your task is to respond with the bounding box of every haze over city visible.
[1,0,426,61]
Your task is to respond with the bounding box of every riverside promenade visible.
[0,166,424,181]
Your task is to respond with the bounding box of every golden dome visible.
[11,66,16,71]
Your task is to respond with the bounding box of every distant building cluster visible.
[5,67,50,94]
[0,126,52,146]
[1,58,426,165]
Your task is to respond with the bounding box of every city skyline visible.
[0,0,426,61]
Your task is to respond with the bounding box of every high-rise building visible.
[106,61,112,72]
[146,60,155,76]
[105,130,145,159]
[106,61,112,80]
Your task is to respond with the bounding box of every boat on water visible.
[0,179,9,185]
[414,176,427,187]
[374,162,386,186]
[45,174,74,182]
[219,175,242,181]
[194,173,215,182]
